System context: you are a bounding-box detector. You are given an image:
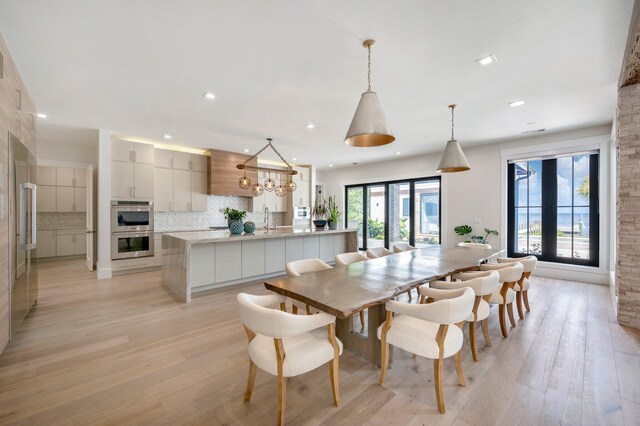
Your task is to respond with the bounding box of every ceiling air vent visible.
[521,128,546,135]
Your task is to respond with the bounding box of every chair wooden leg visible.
[306,304,312,315]
[244,360,257,403]
[359,310,365,328]
[523,290,531,312]
[453,351,466,386]
[481,319,492,346]
[277,373,286,426]
[516,291,525,320]
[408,289,412,301]
[507,303,516,327]
[434,357,446,413]
[498,304,508,337]
[379,342,390,385]
[419,295,425,304]
[292,305,298,315]
[329,357,340,406]
[469,321,479,362]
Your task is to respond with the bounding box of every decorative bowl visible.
[229,220,244,235]
[313,219,328,230]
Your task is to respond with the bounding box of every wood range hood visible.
[207,149,257,197]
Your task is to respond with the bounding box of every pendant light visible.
[344,39,395,147]
[436,104,470,173]
[251,182,264,196]
[238,171,251,190]
[285,178,297,192]
[264,171,276,192]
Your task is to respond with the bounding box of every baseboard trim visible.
[97,262,112,279]
[534,263,609,285]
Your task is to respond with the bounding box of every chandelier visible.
[237,138,297,197]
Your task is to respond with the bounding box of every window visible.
[507,153,599,266]
[345,177,441,250]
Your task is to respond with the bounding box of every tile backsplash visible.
[38,212,86,230]
[154,195,283,232]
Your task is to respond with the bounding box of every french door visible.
[345,177,441,251]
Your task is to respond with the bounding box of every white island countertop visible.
[164,228,357,244]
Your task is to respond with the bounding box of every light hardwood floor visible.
[0,259,639,425]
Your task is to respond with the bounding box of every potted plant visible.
[454,224,499,245]
[326,196,342,230]
[224,208,247,235]
[454,225,473,242]
[312,198,328,230]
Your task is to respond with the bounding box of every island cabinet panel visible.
[318,235,334,263]
[208,149,257,197]
[285,237,304,263]
[303,236,319,259]
[334,233,347,255]
[265,239,286,274]
[214,241,242,283]
[191,244,216,288]
[242,240,266,278]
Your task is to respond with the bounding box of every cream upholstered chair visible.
[237,293,343,425]
[366,247,394,259]
[428,271,500,362]
[335,251,368,327]
[335,251,369,266]
[378,287,474,414]
[497,256,537,319]
[392,243,419,300]
[456,242,492,249]
[392,242,416,253]
[476,262,524,337]
[286,258,333,315]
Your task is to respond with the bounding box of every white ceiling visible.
[0,0,633,169]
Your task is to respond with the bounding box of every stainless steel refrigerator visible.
[9,132,38,338]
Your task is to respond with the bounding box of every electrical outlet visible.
[474,217,481,224]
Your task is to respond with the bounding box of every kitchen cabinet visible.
[112,140,154,164]
[154,168,173,211]
[173,170,191,212]
[56,168,74,186]
[241,240,266,278]
[191,171,208,212]
[265,239,286,274]
[56,185,86,212]
[209,149,257,196]
[36,230,56,258]
[37,166,56,185]
[173,151,191,170]
[154,149,173,168]
[214,241,242,283]
[37,186,56,212]
[74,188,87,212]
[111,161,134,199]
[56,229,86,257]
[74,168,86,187]
[56,234,74,256]
[133,163,154,199]
[190,154,208,172]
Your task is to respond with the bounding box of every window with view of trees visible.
[345,177,441,250]
[507,152,599,267]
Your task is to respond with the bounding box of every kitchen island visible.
[161,228,358,302]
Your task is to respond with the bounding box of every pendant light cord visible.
[450,105,456,140]
[367,45,372,92]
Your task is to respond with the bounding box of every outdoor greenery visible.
[224,208,246,222]
[578,176,589,199]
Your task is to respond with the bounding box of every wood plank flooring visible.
[0,259,639,425]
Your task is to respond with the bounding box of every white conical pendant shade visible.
[344,91,395,147]
[437,139,471,173]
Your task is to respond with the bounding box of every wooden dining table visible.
[264,245,504,365]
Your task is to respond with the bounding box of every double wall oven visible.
[111,201,154,260]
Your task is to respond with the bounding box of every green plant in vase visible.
[312,198,328,230]
[454,225,473,242]
[326,196,342,230]
[224,208,247,235]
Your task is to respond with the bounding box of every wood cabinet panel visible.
[209,149,257,196]
[190,154,208,172]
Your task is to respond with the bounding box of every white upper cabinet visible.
[191,171,208,211]
[154,168,173,211]
[154,149,173,168]
[112,141,154,199]
[134,143,155,165]
[173,151,191,170]
[56,167,74,186]
[172,170,191,212]
[74,168,86,187]
[133,163,154,199]
[56,187,74,212]
[112,162,134,199]
[112,140,154,164]
[37,186,56,212]
[74,188,87,212]
[37,166,56,186]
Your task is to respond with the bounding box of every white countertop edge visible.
[163,228,357,244]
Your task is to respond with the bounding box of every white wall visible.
[319,124,613,284]
[36,131,98,166]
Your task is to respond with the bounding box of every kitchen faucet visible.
[264,206,271,231]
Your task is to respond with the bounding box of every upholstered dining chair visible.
[335,251,369,266]
[286,258,333,315]
[365,247,394,259]
[392,243,419,301]
[456,242,492,249]
[392,242,416,253]
[427,271,500,362]
[237,293,342,426]
[475,262,523,337]
[496,256,538,319]
[335,251,369,327]
[378,287,475,414]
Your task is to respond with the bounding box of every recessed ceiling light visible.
[163,134,173,139]
[243,148,250,153]
[509,100,525,108]
[36,113,47,119]
[292,157,297,161]
[395,151,401,155]
[475,54,497,66]
[202,92,216,100]
[305,123,315,129]
[526,122,535,126]
[329,164,333,168]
